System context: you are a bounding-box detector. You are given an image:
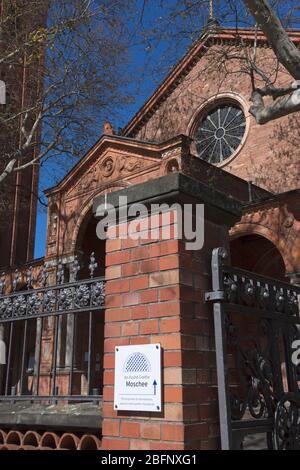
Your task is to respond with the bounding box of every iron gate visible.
[206,247,300,450]
[0,253,105,403]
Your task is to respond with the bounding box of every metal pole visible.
[34,318,43,396]
[68,314,76,396]
[205,248,232,450]
[213,302,232,450]
[5,322,13,395]
[20,320,28,395]
[51,315,59,399]
[87,311,93,395]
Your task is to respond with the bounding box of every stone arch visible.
[71,183,128,253]
[230,204,300,276]
[230,223,296,279]
[230,231,286,281]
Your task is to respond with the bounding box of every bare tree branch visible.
[243,0,300,79]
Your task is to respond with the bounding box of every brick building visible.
[0,27,299,450]
[0,0,46,267]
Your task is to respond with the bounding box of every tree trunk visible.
[243,0,300,79]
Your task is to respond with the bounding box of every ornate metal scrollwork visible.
[287,290,299,316]
[274,393,300,450]
[206,248,300,450]
[27,292,42,316]
[0,298,12,319]
[57,287,73,311]
[0,254,105,322]
[258,284,270,309]
[224,275,238,303]
[275,288,285,313]
[91,281,105,307]
[12,294,27,317]
[43,289,56,313]
[74,284,90,308]
[89,252,98,278]
[240,277,256,306]
[221,268,300,318]
[227,317,276,422]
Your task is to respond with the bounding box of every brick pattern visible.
[132,43,298,194]
[103,213,183,450]
[102,211,230,450]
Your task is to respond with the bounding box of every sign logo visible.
[124,352,151,373]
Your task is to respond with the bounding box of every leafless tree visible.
[135,0,300,125]
[0,0,134,189]
[1,0,299,195]
[243,0,300,123]
[128,0,300,192]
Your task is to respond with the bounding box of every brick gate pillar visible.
[93,173,241,450]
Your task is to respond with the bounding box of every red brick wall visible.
[129,42,298,193]
[102,209,230,450]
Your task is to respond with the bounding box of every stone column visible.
[94,173,241,450]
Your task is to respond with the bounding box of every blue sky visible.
[33,0,210,258]
[33,0,299,258]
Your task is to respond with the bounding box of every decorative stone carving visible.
[101,156,115,177]
[65,153,151,200]
[79,165,99,191]
[235,204,296,238]
[117,155,141,174]
[101,155,142,178]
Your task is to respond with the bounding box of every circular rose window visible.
[195,103,246,164]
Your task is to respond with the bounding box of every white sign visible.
[114,343,162,412]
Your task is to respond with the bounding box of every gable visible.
[45,135,164,201]
[123,28,300,143]
[64,150,161,201]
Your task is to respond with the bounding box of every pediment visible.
[123,29,300,138]
[63,144,161,200]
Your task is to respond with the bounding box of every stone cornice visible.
[93,172,242,228]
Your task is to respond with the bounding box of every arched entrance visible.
[75,208,105,279]
[229,234,293,449]
[47,209,106,397]
[230,234,286,281]
[65,210,106,396]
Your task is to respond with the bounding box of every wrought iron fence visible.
[0,253,105,404]
[206,247,300,450]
